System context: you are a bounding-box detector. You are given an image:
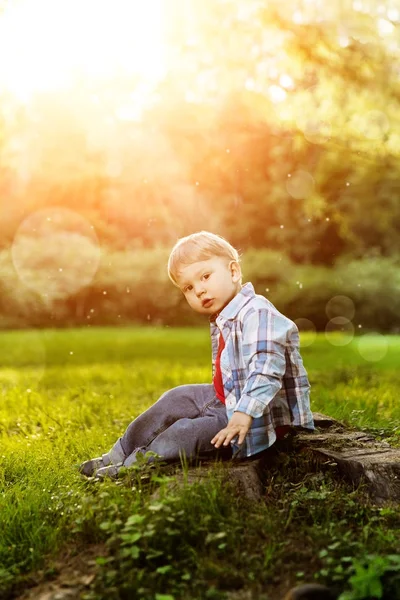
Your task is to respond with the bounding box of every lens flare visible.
[11,208,101,301]
[0,0,166,103]
[303,119,332,144]
[325,317,355,346]
[357,334,389,362]
[286,170,315,200]
[325,295,356,320]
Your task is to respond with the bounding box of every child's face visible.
[176,256,242,316]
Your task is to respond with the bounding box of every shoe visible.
[79,438,126,477]
[94,463,124,480]
[79,455,108,477]
[94,447,149,479]
[282,584,337,599]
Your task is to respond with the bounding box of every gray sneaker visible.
[79,438,126,477]
[94,446,146,479]
[79,455,106,476]
[94,463,124,479]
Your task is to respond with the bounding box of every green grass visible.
[0,327,399,600]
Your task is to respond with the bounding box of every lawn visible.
[0,327,399,600]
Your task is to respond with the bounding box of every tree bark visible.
[165,413,400,506]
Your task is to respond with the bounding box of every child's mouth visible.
[202,299,213,308]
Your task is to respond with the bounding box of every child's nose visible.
[195,284,206,297]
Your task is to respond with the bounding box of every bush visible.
[0,244,398,331]
[268,255,400,333]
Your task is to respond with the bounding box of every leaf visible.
[148,503,165,512]
[156,565,173,574]
[328,541,341,550]
[125,514,145,526]
[120,532,142,544]
[205,532,227,545]
[130,546,140,559]
[95,556,113,566]
[369,578,383,598]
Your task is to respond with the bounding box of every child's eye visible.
[184,285,193,293]
[203,273,210,280]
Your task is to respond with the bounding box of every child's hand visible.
[211,412,253,448]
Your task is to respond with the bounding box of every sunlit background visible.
[0,0,167,101]
[0,0,399,334]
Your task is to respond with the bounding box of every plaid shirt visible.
[210,282,314,458]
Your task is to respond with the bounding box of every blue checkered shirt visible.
[210,282,314,458]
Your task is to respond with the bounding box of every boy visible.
[79,231,314,479]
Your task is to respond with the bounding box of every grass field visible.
[0,327,399,600]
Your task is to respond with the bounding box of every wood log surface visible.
[163,412,400,506]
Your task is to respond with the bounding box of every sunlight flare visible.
[0,0,166,102]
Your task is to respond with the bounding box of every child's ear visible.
[229,260,241,282]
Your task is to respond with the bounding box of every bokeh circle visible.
[11,208,101,301]
[325,295,355,320]
[325,317,355,346]
[303,119,332,144]
[286,170,315,200]
[357,334,389,362]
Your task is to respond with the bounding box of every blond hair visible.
[168,231,240,286]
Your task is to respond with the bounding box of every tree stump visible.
[296,412,400,506]
[163,413,400,506]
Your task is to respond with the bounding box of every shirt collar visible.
[209,282,255,323]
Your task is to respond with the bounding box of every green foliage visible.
[1,2,400,336]
[0,246,399,331]
[1,1,400,267]
[82,465,239,600]
[270,254,400,332]
[338,554,400,600]
[0,328,399,599]
[265,454,400,598]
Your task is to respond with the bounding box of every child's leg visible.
[80,384,218,476]
[79,437,126,476]
[127,412,229,465]
[119,383,224,456]
[94,384,229,476]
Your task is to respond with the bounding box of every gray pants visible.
[115,384,231,466]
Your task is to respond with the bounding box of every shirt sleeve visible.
[234,308,291,419]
